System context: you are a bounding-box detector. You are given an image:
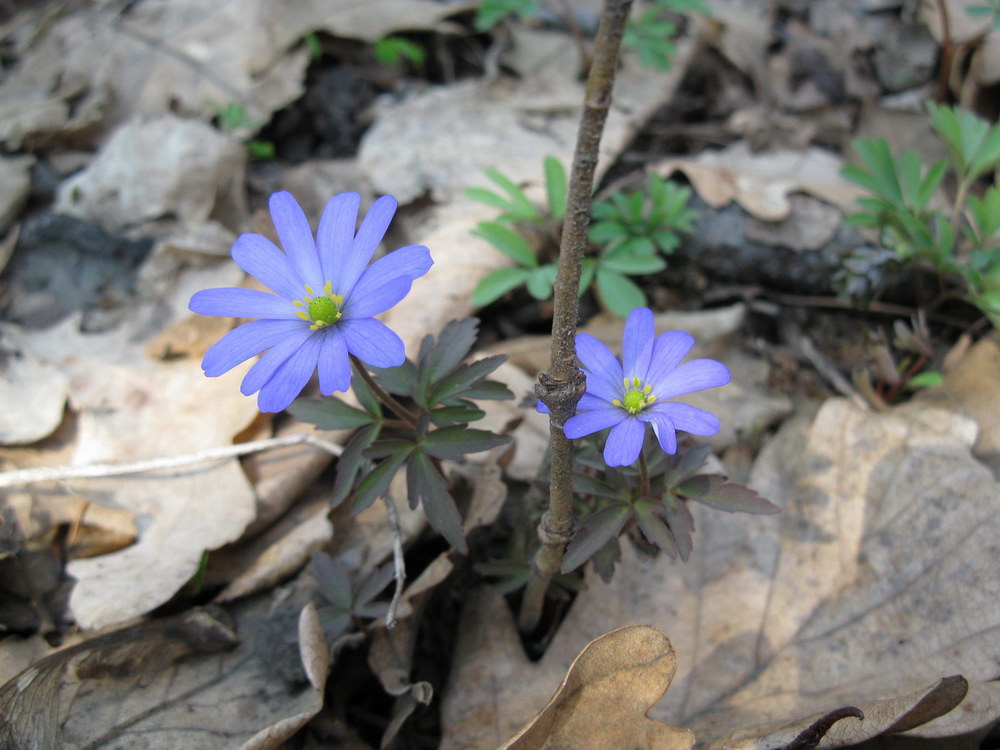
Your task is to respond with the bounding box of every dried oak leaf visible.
[499,625,695,750]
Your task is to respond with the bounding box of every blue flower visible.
[189,191,432,413]
[541,308,730,467]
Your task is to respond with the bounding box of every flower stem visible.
[518,0,633,635]
[349,355,419,427]
[638,451,650,499]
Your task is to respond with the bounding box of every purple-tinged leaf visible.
[664,495,694,562]
[288,397,376,430]
[369,360,419,398]
[350,369,382,417]
[312,552,352,609]
[317,607,351,639]
[422,318,479,385]
[355,563,394,606]
[590,535,622,584]
[665,443,713,486]
[572,473,620,499]
[678,474,781,514]
[352,446,413,513]
[428,354,507,405]
[407,449,468,553]
[422,426,510,460]
[364,439,419,460]
[430,404,486,426]
[634,502,678,559]
[331,423,381,508]
[561,504,631,573]
[459,379,514,401]
[355,601,391,619]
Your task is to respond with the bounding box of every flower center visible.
[613,376,656,415]
[294,282,343,330]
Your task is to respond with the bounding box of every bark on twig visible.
[518,0,634,635]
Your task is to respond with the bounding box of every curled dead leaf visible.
[499,625,695,750]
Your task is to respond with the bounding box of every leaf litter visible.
[0,0,998,747]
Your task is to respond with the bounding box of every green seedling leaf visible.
[600,245,667,274]
[331,423,381,508]
[561,504,631,573]
[907,371,944,389]
[677,474,781,514]
[373,35,426,65]
[472,221,537,267]
[472,267,531,306]
[851,138,903,205]
[483,168,540,221]
[408,449,467,552]
[596,268,647,318]
[526,264,558,300]
[288,397,376,430]
[355,563,394,606]
[423,425,510,460]
[318,609,351,639]
[588,219,631,244]
[544,156,567,221]
[352,445,413,513]
[579,258,597,297]
[475,0,541,31]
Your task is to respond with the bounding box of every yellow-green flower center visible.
[613,376,656,415]
[293,281,343,330]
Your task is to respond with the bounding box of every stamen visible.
[612,399,622,407]
[632,376,641,387]
[643,384,652,395]
[295,311,309,321]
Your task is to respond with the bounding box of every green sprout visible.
[373,35,426,66]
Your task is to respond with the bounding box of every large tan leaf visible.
[442,399,1000,747]
[500,626,694,750]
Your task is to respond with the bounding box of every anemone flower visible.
[190,191,431,412]
[542,307,730,467]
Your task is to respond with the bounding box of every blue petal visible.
[578,392,609,411]
[622,307,654,379]
[270,191,323,288]
[256,334,323,413]
[342,278,411,319]
[240,328,314,396]
[650,359,731,400]
[575,333,624,403]
[603,418,645,467]
[316,192,361,284]
[647,402,720,436]
[536,401,549,414]
[341,317,405,368]
[230,233,301,300]
[317,330,351,394]
[333,195,397,296]
[637,410,678,454]
[189,288,300,320]
[343,244,432,316]
[202,319,308,377]
[564,408,625,439]
[645,331,695,387]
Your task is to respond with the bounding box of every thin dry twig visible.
[519,0,634,635]
[0,433,342,489]
[382,491,407,630]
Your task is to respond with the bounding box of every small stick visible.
[382,491,407,630]
[0,433,342,489]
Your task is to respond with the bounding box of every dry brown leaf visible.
[55,114,246,233]
[1,590,329,749]
[915,330,1000,472]
[499,626,695,750]
[443,398,1000,747]
[656,143,865,221]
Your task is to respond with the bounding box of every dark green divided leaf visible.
[331,423,381,508]
[421,318,479,385]
[460,379,514,400]
[430,405,486,426]
[561,504,630,573]
[407,449,467,553]
[352,446,413,513]
[351,370,382,417]
[369,360,418,398]
[572,472,620,499]
[289,397,376,430]
[633,501,678,559]
[677,474,781,514]
[312,552,352,609]
[428,354,507,404]
[423,425,510,460]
